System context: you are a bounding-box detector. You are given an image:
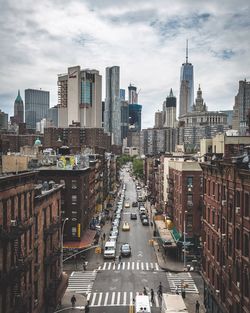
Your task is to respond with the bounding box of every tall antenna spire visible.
[186,39,188,63]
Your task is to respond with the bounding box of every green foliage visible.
[117,155,133,168]
[132,158,143,179]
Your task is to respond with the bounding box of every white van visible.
[104,241,116,259]
[135,295,151,313]
[161,293,188,312]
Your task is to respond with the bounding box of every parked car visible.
[120,243,131,257]
[122,222,130,231]
[130,213,137,220]
[132,201,138,207]
[140,213,147,221]
[142,218,149,226]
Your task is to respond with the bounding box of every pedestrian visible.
[150,289,154,303]
[71,295,76,307]
[158,282,162,297]
[85,300,90,313]
[195,300,200,313]
[119,254,122,263]
[83,260,87,271]
[175,286,179,294]
[103,233,106,241]
[143,287,147,295]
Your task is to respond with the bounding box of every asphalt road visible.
[87,166,165,313]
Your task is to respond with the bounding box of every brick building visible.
[0,172,67,313]
[38,166,92,243]
[43,127,111,152]
[201,154,250,313]
[167,159,203,257]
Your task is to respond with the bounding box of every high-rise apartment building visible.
[128,84,138,104]
[13,90,24,124]
[179,41,194,117]
[121,100,129,141]
[48,105,58,127]
[0,110,8,131]
[129,104,142,132]
[58,66,102,128]
[163,88,177,128]
[232,79,250,133]
[25,89,49,129]
[104,66,121,145]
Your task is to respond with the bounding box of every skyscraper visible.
[25,89,49,129]
[179,41,194,117]
[128,84,142,132]
[13,90,24,124]
[58,66,102,128]
[128,84,138,104]
[104,66,121,145]
[163,88,177,128]
[232,79,250,133]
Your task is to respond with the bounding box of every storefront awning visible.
[170,227,181,242]
[63,229,96,249]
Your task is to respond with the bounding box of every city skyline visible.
[0,0,250,128]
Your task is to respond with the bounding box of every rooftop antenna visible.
[186,39,188,63]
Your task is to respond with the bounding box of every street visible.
[63,165,202,313]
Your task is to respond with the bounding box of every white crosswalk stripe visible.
[88,292,161,307]
[67,271,97,294]
[97,261,163,272]
[166,272,199,294]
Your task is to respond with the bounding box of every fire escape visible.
[43,216,66,307]
[0,218,33,313]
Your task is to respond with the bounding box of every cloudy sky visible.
[0,0,250,128]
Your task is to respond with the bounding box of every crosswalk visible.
[97,261,162,272]
[67,271,97,294]
[88,291,161,307]
[166,272,199,294]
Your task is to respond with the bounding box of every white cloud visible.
[0,0,249,128]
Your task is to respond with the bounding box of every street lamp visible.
[183,211,187,268]
[61,218,69,273]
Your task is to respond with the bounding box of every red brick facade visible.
[201,160,250,313]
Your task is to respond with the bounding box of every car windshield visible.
[122,244,130,250]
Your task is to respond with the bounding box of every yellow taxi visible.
[122,222,130,231]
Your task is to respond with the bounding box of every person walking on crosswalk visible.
[150,289,155,303]
[71,295,76,308]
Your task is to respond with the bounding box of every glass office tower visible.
[179,41,194,117]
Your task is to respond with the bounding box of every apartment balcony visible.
[43,216,61,239]
[0,218,33,241]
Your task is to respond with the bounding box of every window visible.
[72,195,77,205]
[60,180,65,188]
[228,238,232,257]
[236,190,241,207]
[244,234,249,257]
[187,177,193,187]
[212,182,215,197]
[187,194,193,206]
[11,197,15,220]
[236,261,240,284]
[228,202,233,223]
[72,227,77,236]
[222,185,226,200]
[236,228,240,250]
[228,271,232,291]
[244,270,249,297]
[49,205,52,222]
[212,210,215,225]
[244,193,249,217]
[72,180,77,189]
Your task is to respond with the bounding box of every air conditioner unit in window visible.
[212,224,215,228]
[11,220,17,226]
[222,200,226,206]
[236,281,240,288]
[222,234,226,238]
[235,207,240,213]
